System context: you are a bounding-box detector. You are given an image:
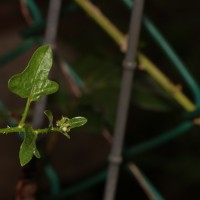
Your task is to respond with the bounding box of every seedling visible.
[0,45,87,166]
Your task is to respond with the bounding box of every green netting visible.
[0,0,199,199]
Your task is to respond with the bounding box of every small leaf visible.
[19,125,40,166]
[68,117,87,129]
[8,45,59,102]
[33,147,41,159]
[44,110,53,127]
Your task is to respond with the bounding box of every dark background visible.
[0,0,200,199]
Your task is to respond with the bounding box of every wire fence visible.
[0,0,199,199]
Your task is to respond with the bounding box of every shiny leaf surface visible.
[8,45,59,102]
[19,125,40,166]
[68,117,87,129]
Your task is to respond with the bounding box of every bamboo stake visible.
[74,0,196,112]
[32,0,62,128]
[103,1,145,199]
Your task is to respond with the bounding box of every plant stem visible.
[0,126,61,135]
[0,127,23,134]
[73,0,126,50]
[74,0,196,112]
[138,54,196,111]
[19,98,32,127]
[34,127,61,135]
[127,163,164,200]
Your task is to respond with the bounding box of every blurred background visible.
[0,0,200,199]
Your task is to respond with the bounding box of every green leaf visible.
[8,45,59,102]
[19,125,40,166]
[33,147,41,159]
[68,117,87,129]
[44,110,53,127]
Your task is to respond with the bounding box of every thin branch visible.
[128,163,164,200]
[74,0,196,112]
[74,0,127,51]
[18,98,32,127]
[0,126,61,135]
[139,54,196,111]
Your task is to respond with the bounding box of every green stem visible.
[73,0,126,50]
[0,127,24,134]
[74,0,196,112]
[19,98,32,127]
[34,127,61,135]
[0,126,61,135]
[138,54,196,111]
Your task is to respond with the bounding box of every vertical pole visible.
[103,1,145,200]
[32,0,62,128]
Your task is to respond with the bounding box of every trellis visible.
[0,0,199,199]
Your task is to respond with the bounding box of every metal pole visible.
[103,1,145,200]
[32,0,62,128]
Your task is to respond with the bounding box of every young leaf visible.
[33,147,41,159]
[19,125,40,166]
[56,116,87,138]
[44,110,53,127]
[8,45,59,102]
[68,117,87,129]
